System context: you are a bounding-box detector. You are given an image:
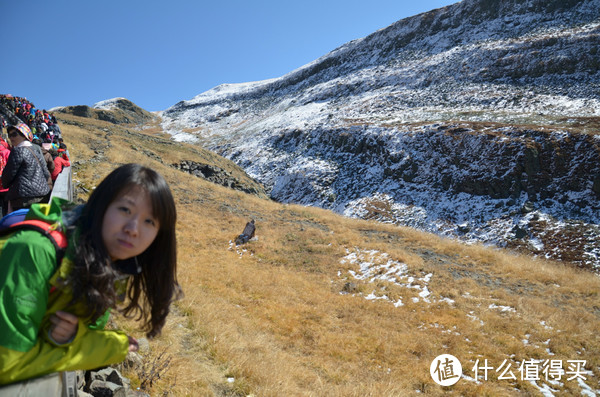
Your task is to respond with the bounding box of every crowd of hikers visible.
[0,94,71,216]
[0,95,182,389]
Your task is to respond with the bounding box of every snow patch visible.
[339,247,452,307]
[93,97,127,110]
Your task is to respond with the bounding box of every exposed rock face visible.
[263,123,600,211]
[172,160,267,196]
[65,105,94,118]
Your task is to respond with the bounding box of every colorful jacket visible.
[51,156,71,181]
[1,144,50,201]
[0,198,130,385]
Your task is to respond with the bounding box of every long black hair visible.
[70,163,180,338]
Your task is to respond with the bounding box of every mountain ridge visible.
[53,97,158,126]
[163,0,599,115]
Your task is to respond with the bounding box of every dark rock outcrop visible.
[173,160,267,197]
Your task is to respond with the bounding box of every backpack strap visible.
[1,219,68,265]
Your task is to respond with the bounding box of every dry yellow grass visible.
[59,114,600,396]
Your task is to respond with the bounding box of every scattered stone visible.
[82,367,137,397]
[124,351,143,368]
[521,201,535,213]
[137,338,150,354]
[457,223,470,233]
[342,282,358,293]
[513,226,527,239]
[88,379,126,397]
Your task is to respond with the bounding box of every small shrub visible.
[137,348,174,391]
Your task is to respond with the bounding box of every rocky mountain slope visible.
[54,97,158,126]
[54,110,267,200]
[159,0,600,271]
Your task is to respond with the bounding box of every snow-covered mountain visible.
[160,0,600,271]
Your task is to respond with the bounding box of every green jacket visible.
[0,198,129,385]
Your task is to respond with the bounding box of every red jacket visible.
[51,156,71,181]
[0,143,10,192]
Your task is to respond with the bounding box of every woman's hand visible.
[128,335,139,352]
[49,311,79,344]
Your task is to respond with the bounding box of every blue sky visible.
[1,0,457,112]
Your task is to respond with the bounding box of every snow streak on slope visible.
[93,97,128,110]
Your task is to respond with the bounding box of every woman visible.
[0,163,181,385]
[39,142,56,179]
[0,135,10,216]
[1,123,51,211]
[49,146,71,182]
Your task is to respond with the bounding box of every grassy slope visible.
[59,114,600,396]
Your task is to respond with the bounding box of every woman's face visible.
[101,186,160,261]
[8,129,26,146]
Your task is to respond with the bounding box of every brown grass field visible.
[58,113,600,396]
